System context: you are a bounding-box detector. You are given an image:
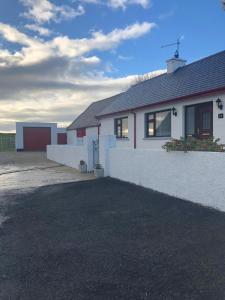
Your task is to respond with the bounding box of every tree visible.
[222,0,225,10]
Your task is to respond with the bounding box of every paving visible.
[1,178,225,299]
[0,152,94,192]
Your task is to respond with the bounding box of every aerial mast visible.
[161,38,181,58]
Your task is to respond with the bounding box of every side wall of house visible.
[100,113,134,148]
[86,127,98,137]
[67,130,77,145]
[67,127,98,145]
[100,92,225,149]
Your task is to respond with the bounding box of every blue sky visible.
[0,0,224,132]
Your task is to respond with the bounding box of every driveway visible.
[1,178,225,299]
[0,152,94,192]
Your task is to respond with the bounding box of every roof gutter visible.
[97,86,225,119]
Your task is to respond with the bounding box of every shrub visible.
[162,137,225,152]
[80,160,86,165]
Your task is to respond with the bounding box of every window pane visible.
[155,111,171,137]
[117,125,121,137]
[202,112,211,130]
[122,118,128,138]
[148,113,154,121]
[186,106,195,136]
[148,122,154,136]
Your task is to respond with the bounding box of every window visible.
[186,106,195,136]
[145,110,171,138]
[115,117,128,138]
[76,128,86,138]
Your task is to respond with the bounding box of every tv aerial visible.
[161,38,181,58]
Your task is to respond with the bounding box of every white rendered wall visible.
[86,127,98,136]
[16,122,57,150]
[100,92,225,150]
[108,148,225,212]
[100,113,134,149]
[67,130,77,145]
[47,145,87,169]
[47,135,97,171]
[67,127,98,145]
[57,128,67,134]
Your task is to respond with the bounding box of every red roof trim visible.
[97,86,225,118]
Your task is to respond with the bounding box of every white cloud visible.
[20,0,85,24]
[0,22,37,46]
[0,21,157,132]
[0,22,155,66]
[108,0,149,9]
[75,0,150,9]
[25,24,52,36]
[118,54,133,60]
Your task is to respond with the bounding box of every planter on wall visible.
[94,168,104,178]
[79,163,87,173]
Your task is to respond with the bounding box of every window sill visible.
[143,137,171,141]
[116,138,129,141]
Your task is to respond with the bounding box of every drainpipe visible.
[131,111,137,149]
[97,125,100,141]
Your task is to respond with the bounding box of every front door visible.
[185,102,213,139]
[198,102,213,139]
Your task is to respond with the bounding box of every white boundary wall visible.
[47,135,97,171]
[108,148,225,212]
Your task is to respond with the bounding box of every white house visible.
[67,95,120,145]
[97,51,225,150]
[48,50,225,212]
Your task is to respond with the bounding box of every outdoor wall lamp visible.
[216,98,223,110]
[172,107,177,116]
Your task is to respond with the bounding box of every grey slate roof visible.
[98,50,225,117]
[67,94,122,130]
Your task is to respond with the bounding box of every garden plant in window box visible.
[94,163,104,178]
[79,160,87,173]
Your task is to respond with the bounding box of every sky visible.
[0,0,224,132]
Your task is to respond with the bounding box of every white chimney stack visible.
[167,57,186,74]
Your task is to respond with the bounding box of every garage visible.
[16,122,66,151]
[23,127,51,151]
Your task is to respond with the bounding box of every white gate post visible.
[85,135,97,172]
[99,135,116,176]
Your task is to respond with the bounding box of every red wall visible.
[23,127,51,151]
[57,133,67,145]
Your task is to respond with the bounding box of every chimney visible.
[166,51,186,74]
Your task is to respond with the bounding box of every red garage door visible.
[23,127,51,151]
[57,133,67,145]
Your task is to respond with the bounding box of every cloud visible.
[0,22,155,66]
[159,9,175,21]
[75,0,150,9]
[25,24,52,36]
[0,21,157,132]
[108,0,149,9]
[118,54,133,60]
[20,0,85,24]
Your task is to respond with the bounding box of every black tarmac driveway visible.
[1,178,225,299]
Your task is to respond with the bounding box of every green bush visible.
[0,133,15,152]
[162,137,225,153]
